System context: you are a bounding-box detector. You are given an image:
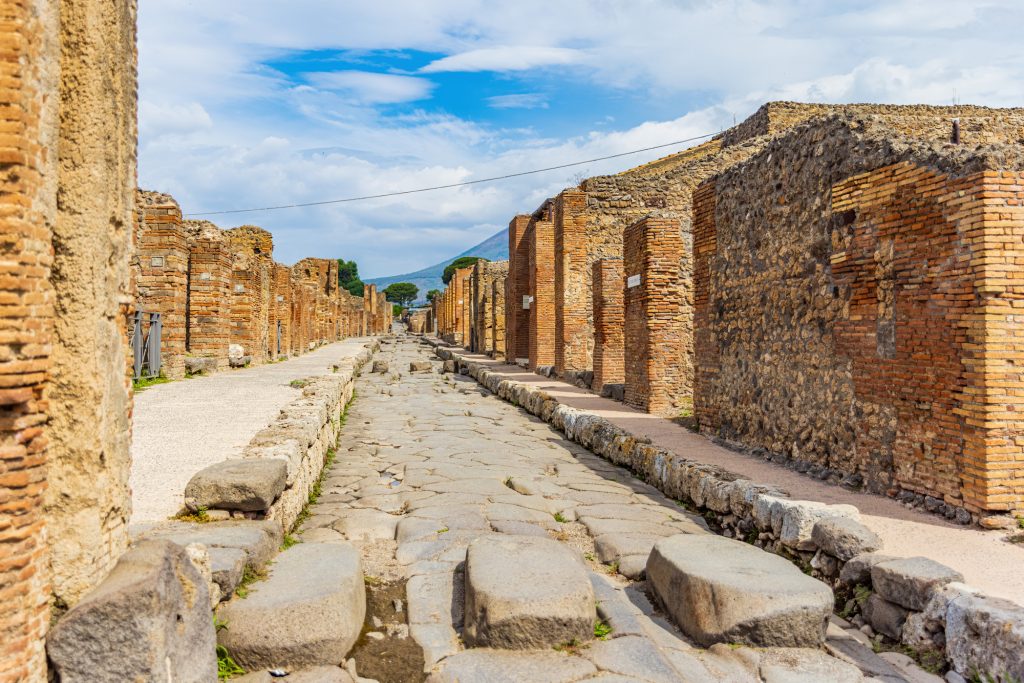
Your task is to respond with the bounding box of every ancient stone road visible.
[130,339,371,524]
[294,336,895,682]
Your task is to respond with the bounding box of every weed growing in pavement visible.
[172,505,210,523]
[281,534,299,550]
[593,620,612,640]
[234,564,268,599]
[133,373,171,392]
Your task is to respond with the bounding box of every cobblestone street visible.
[287,335,909,682]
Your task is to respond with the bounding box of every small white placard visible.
[627,274,641,288]
[199,272,211,281]
[276,295,284,302]
[523,295,532,310]
[234,284,245,293]
[150,256,164,267]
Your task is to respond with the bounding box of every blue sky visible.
[138,1,1024,278]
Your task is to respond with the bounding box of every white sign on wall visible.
[523,295,533,309]
[627,274,641,288]
[199,272,212,281]
[150,256,165,268]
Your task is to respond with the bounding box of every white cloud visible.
[421,46,585,73]
[303,71,435,104]
[486,93,549,109]
[139,101,213,137]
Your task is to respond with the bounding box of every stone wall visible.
[491,275,507,359]
[694,115,1024,514]
[591,258,625,393]
[45,0,138,628]
[528,203,556,370]
[228,226,274,363]
[470,260,508,355]
[623,218,688,415]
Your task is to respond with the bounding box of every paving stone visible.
[594,533,662,564]
[590,573,647,637]
[425,649,597,683]
[185,459,288,512]
[407,571,458,626]
[757,648,863,682]
[410,622,460,670]
[233,667,356,682]
[581,517,681,538]
[331,508,398,540]
[48,540,216,682]
[300,527,346,543]
[464,535,595,649]
[647,534,833,648]
[616,554,650,580]
[584,635,683,683]
[217,542,365,669]
[576,504,678,524]
[406,492,490,510]
[425,477,513,496]
[489,519,550,537]
[871,557,964,610]
[877,652,944,683]
[811,517,883,562]
[486,501,558,525]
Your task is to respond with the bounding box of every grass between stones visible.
[132,373,171,392]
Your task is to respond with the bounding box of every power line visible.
[184,132,718,217]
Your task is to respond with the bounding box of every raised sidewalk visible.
[129,339,371,525]
[450,349,1024,605]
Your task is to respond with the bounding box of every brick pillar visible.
[136,192,189,378]
[0,4,57,678]
[506,215,531,362]
[528,204,555,370]
[272,264,290,357]
[592,258,625,392]
[623,217,688,416]
[492,278,506,359]
[185,225,232,369]
[553,190,588,376]
[461,275,472,348]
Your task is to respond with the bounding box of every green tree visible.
[337,259,364,296]
[392,303,403,317]
[442,256,487,285]
[426,289,441,302]
[384,282,419,307]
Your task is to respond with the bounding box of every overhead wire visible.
[183,131,718,217]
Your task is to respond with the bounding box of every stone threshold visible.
[432,340,1024,683]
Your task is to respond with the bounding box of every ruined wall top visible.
[137,189,181,211]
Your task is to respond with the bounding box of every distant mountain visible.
[366,228,508,303]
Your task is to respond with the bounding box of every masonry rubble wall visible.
[227,226,274,364]
[491,276,506,359]
[694,115,1024,516]
[435,343,1024,683]
[183,220,233,371]
[470,260,508,355]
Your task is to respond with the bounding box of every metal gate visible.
[131,310,162,380]
[276,320,282,356]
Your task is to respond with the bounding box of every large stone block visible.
[47,540,216,682]
[944,588,1024,682]
[647,534,833,647]
[217,542,366,669]
[871,557,964,611]
[811,516,882,561]
[185,459,287,512]
[463,535,595,649]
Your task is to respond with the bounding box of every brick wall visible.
[135,191,189,378]
[227,227,274,362]
[694,115,1024,514]
[623,218,688,416]
[491,277,506,359]
[1,1,57,678]
[591,259,624,392]
[470,260,509,354]
[505,215,531,362]
[184,221,232,369]
[271,264,291,357]
[528,203,556,370]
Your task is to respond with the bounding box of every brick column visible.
[492,278,506,359]
[506,215,531,362]
[528,203,556,370]
[623,217,687,416]
[553,190,588,376]
[592,258,625,392]
[185,224,232,369]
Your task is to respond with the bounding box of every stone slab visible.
[185,459,287,512]
[647,534,833,648]
[871,557,964,611]
[425,649,597,683]
[217,542,365,669]
[463,535,595,649]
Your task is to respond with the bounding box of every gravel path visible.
[129,340,371,525]
[294,336,907,682]
[456,350,1024,605]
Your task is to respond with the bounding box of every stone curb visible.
[432,341,1024,682]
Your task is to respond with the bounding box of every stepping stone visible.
[48,540,216,683]
[185,459,287,512]
[581,518,680,538]
[217,542,365,669]
[647,534,833,648]
[425,649,597,683]
[594,533,662,564]
[463,535,595,649]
